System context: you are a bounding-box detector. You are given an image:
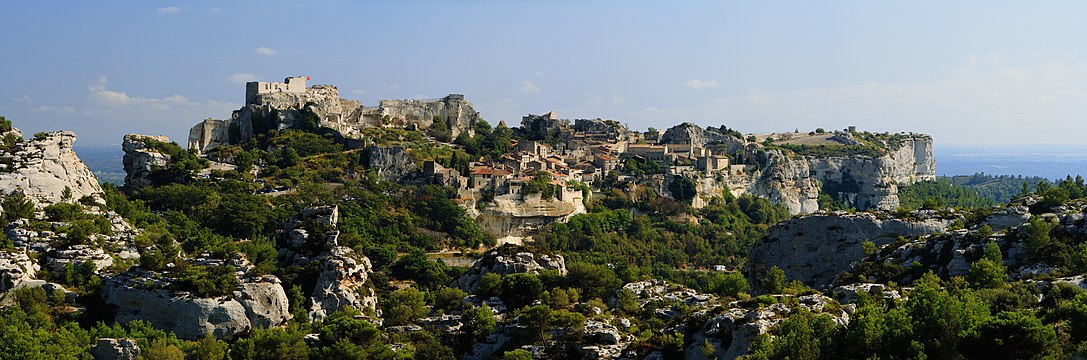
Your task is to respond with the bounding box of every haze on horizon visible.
[3,1,1087,147]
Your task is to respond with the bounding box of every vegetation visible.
[898,178,996,210]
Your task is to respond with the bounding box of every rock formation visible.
[452,246,567,292]
[101,267,291,340]
[659,122,734,149]
[0,250,42,292]
[90,338,140,360]
[746,211,950,291]
[0,128,102,205]
[121,134,170,190]
[365,146,418,182]
[474,192,587,238]
[277,205,379,321]
[188,82,481,154]
[737,134,936,213]
[306,246,379,321]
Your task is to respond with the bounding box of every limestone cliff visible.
[0,128,102,205]
[746,211,950,291]
[102,269,291,340]
[188,82,481,154]
[121,134,170,191]
[474,192,587,238]
[730,135,936,214]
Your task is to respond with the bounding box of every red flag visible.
[306,76,311,81]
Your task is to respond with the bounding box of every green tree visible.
[668,175,697,203]
[431,287,468,312]
[383,287,428,326]
[502,349,533,360]
[615,288,640,313]
[143,338,186,360]
[461,305,496,344]
[1022,217,1052,261]
[476,273,503,297]
[764,266,787,294]
[968,241,1008,289]
[502,273,544,309]
[748,308,838,360]
[960,310,1057,360]
[565,262,621,301]
[519,305,552,341]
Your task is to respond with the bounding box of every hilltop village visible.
[11,76,1086,359]
[184,76,936,238]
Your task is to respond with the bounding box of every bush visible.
[382,287,428,326]
[172,264,238,298]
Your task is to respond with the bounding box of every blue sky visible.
[3,1,1087,146]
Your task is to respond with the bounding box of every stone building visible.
[245,76,308,104]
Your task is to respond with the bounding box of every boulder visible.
[46,245,114,273]
[90,338,140,360]
[985,206,1031,231]
[307,246,378,321]
[452,247,567,292]
[101,269,291,340]
[0,250,40,292]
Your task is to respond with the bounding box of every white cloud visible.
[29,105,75,114]
[352,89,367,96]
[10,95,32,103]
[210,7,223,13]
[254,47,277,56]
[684,79,720,89]
[520,80,541,93]
[88,75,194,108]
[157,6,181,14]
[226,73,260,84]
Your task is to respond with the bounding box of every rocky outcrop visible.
[365,146,418,182]
[187,118,232,154]
[475,191,587,238]
[278,205,379,321]
[121,134,170,190]
[90,338,140,360]
[46,245,114,273]
[188,81,481,154]
[373,94,480,138]
[0,250,41,292]
[102,269,291,340]
[729,134,936,214]
[659,122,732,148]
[307,246,378,321]
[695,294,847,359]
[746,212,950,291]
[452,247,567,292]
[0,129,102,205]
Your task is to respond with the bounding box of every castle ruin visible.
[245,76,308,104]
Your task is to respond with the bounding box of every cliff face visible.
[737,135,936,214]
[746,212,950,291]
[102,271,291,340]
[188,84,480,154]
[0,128,102,205]
[474,192,587,238]
[121,134,171,191]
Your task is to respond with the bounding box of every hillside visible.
[0,79,1082,359]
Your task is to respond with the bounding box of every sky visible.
[3,1,1087,147]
